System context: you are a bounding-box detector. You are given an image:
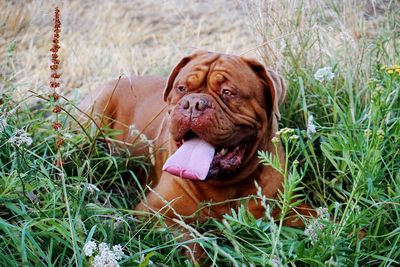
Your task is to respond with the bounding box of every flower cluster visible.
[0,113,8,133]
[84,240,124,267]
[367,78,379,88]
[270,255,283,267]
[370,84,385,104]
[376,129,385,140]
[307,114,317,138]
[363,128,385,140]
[82,182,100,194]
[128,124,152,145]
[129,124,155,164]
[271,136,280,144]
[0,107,17,134]
[274,127,299,143]
[50,7,64,148]
[304,207,330,244]
[277,127,295,136]
[83,241,97,257]
[363,129,371,139]
[385,64,400,75]
[314,67,335,83]
[8,128,33,147]
[324,256,338,267]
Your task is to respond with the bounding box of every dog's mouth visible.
[163,130,251,181]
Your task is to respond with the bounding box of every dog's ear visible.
[163,50,210,102]
[266,68,286,120]
[243,58,286,120]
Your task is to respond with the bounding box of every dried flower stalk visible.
[50,7,64,148]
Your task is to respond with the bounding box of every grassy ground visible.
[1,0,399,266]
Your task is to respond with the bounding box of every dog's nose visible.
[180,95,210,118]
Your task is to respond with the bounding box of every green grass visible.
[1,11,400,267]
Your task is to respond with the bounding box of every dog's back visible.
[80,75,169,184]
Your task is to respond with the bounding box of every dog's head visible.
[162,50,286,182]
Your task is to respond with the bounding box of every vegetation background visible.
[0,0,399,266]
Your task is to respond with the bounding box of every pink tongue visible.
[163,138,215,180]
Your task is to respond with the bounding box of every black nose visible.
[179,95,211,118]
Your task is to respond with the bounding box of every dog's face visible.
[162,51,286,182]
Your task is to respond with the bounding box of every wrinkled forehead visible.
[175,53,260,89]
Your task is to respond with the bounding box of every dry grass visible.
[0,0,254,99]
[241,0,400,75]
[1,0,397,100]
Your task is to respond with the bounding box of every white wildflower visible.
[112,244,124,261]
[83,241,97,257]
[128,124,150,144]
[93,251,119,267]
[0,114,8,133]
[281,127,295,135]
[325,256,338,267]
[272,136,280,144]
[83,183,100,194]
[315,220,326,230]
[114,216,124,230]
[277,127,295,137]
[98,242,110,254]
[92,242,123,267]
[84,241,124,267]
[128,124,139,137]
[316,207,330,220]
[307,114,316,138]
[304,223,319,244]
[129,124,155,165]
[270,255,282,267]
[314,67,335,83]
[149,144,155,165]
[8,128,33,147]
[304,207,330,244]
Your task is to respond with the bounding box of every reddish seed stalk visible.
[50,7,64,149]
[50,11,80,265]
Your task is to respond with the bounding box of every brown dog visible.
[81,50,313,226]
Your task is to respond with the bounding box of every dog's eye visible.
[222,88,235,97]
[177,85,186,93]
